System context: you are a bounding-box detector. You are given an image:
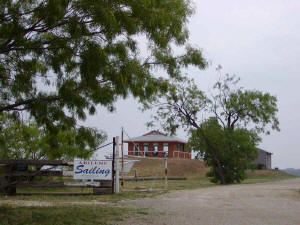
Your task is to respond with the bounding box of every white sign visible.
[73,160,112,180]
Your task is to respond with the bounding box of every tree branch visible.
[0,96,60,112]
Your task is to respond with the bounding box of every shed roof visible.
[257,148,273,155]
[124,130,186,143]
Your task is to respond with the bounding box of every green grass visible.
[244,169,295,184]
[18,186,93,193]
[0,189,165,203]
[122,175,214,191]
[0,204,141,225]
[123,170,295,191]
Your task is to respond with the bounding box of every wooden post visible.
[164,158,168,189]
[2,165,17,195]
[115,136,120,193]
[134,169,138,182]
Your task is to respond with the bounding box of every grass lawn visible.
[0,204,149,225]
[244,169,295,184]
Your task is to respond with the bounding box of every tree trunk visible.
[199,130,226,184]
[209,149,226,184]
[188,120,227,184]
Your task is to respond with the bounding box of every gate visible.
[0,159,113,195]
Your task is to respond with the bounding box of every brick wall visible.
[127,142,191,159]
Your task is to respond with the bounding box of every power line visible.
[87,142,113,154]
[123,129,140,154]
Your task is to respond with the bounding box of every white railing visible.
[128,150,167,157]
[127,150,191,158]
[172,151,191,159]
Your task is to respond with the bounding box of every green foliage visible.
[0,113,106,160]
[211,74,279,134]
[149,74,279,184]
[0,0,206,156]
[145,77,209,134]
[189,118,259,183]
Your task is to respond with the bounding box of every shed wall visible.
[252,150,272,169]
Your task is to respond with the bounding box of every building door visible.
[153,143,158,156]
[143,144,149,156]
[134,143,139,156]
[163,143,168,157]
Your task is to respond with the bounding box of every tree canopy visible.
[0,113,106,160]
[188,118,261,183]
[147,74,279,184]
[0,0,206,158]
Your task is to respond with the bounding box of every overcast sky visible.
[86,0,300,169]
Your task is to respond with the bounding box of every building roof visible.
[124,130,186,143]
[257,148,273,155]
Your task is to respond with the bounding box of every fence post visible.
[1,165,16,195]
[134,169,138,182]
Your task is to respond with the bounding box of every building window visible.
[143,143,149,156]
[177,143,184,151]
[134,143,139,156]
[163,143,168,157]
[153,143,158,156]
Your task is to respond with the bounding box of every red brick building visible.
[124,130,191,158]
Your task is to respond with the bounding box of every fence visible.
[0,159,113,195]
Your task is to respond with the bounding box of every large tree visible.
[147,74,279,184]
[188,118,261,183]
[0,0,206,157]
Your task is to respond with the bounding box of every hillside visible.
[282,168,300,176]
[127,157,294,181]
[127,157,207,178]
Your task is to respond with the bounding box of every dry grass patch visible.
[127,157,206,178]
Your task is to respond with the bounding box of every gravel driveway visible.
[118,178,300,225]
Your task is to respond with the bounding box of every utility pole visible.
[115,136,120,193]
[121,127,124,187]
[112,137,115,194]
[164,157,168,189]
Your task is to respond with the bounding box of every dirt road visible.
[119,178,300,225]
